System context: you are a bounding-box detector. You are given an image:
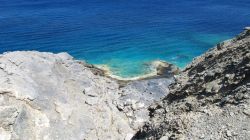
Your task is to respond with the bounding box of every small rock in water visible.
[244,27,250,30]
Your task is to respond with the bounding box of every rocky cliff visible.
[0,51,174,139]
[0,28,249,140]
[0,52,136,139]
[133,29,250,139]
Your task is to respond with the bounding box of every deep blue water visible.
[0,0,250,77]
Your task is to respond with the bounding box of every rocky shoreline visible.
[95,60,180,86]
[0,28,249,140]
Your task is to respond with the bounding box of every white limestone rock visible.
[0,51,133,140]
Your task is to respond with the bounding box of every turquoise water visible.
[0,0,250,78]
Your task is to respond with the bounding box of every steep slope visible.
[133,29,250,139]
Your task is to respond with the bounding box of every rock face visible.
[0,51,134,140]
[133,29,250,139]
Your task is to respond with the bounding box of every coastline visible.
[0,28,249,139]
[95,60,180,81]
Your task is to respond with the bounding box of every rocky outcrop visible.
[0,51,175,140]
[133,29,250,139]
[0,51,134,140]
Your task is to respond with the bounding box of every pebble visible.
[247,83,250,86]
[243,108,250,117]
[125,133,134,140]
[232,132,238,136]
[226,130,232,137]
[199,134,205,139]
[229,112,234,117]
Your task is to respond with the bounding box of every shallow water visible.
[0,0,250,78]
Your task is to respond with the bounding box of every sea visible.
[0,0,250,78]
